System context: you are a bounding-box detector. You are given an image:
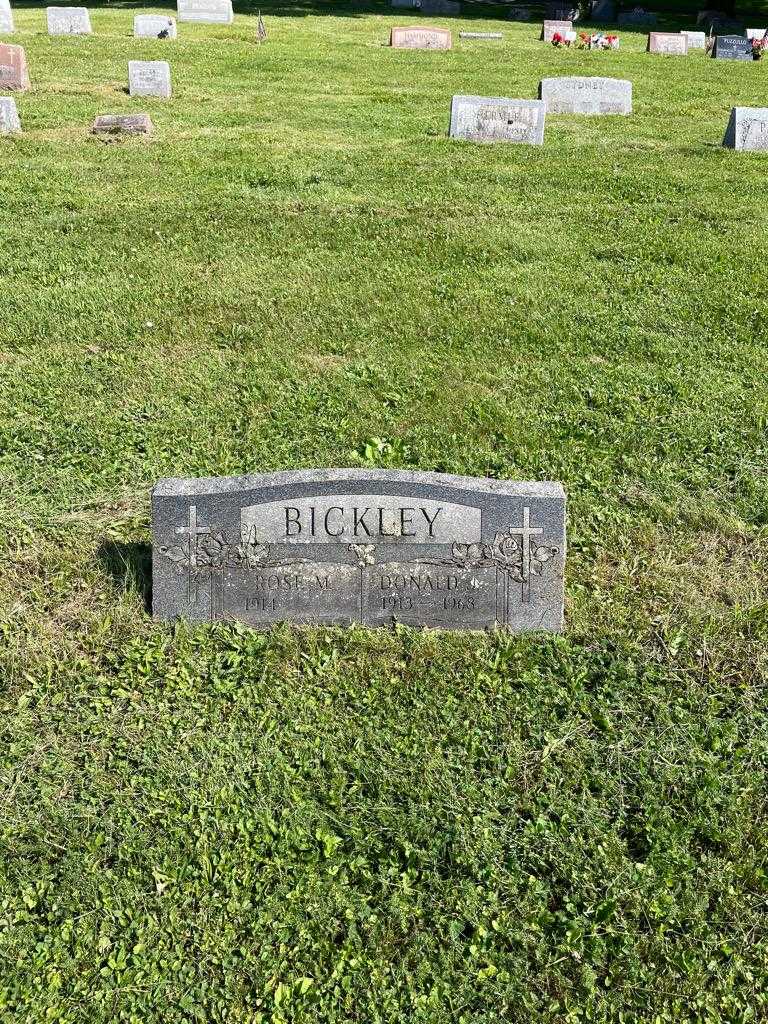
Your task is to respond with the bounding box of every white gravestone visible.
[0,0,14,33]
[134,15,177,38]
[746,28,767,40]
[0,95,20,132]
[128,60,171,99]
[449,95,546,145]
[680,30,706,48]
[539,76,632,115]
[46,6,92,34]
[723,107,768,151]
[177,0,233,24]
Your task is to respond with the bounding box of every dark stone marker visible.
[152,470,566,632]
[713,34,752,59]
[92,113,154,137]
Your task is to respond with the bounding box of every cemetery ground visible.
[1,1,768,1020]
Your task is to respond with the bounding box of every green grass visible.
[1,3,768,1020]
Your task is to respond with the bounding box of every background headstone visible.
[92,113,154,136]
[46,6,92,34]
[542,18,572,40]
[713,34,752,59]
[545,2,579,19]
[0,43,28,90]
[390,25,452,48]
[648,31,688,54]
[746,27,767,39]
[152,470,567,633]
[507,5,533,19]
[128,60,171,98]
[723,106,768,150]
[450,95,545,144]
[391,0,461,12]
[0,0,14,33]
[134,15,177,39]
[176,0,233,24]
[0,95,20,132]
[590,0,617,20]
[617,8,657,25]
[539,76,632,114]
[680,30,706,47]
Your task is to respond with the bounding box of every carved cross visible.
[175,505,210,568]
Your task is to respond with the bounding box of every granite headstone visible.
[177,0,233,24]
[723,106,768,150]
[46,6,92,34]
[539,76,632,114]
[713,34,752,58]
[0,42,28,90]
[680,29,706,47]
[617,8,657,25]
[648,31,688,53]
[152,470,566,632]
[92,112,154,136]
[746,27,767,39]
[542,18,572,40]
[390,25,452,48]
[128,59,171,98]
[391,0,461,12]
[134,15,177,38]
[449,94,546,144]
[0,0,13,33]
[0,95,20,132]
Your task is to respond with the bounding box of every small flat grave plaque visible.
[92,112,154,137]
[152,470,566,632]
[177,0,233,24]
[0,95,20,132]
[134,15,177,38]
[390,25,452,48]
[0,0,14,33]
[539,75,632,114]
[450,94,545,144]
[0,43,28,90]
[128,59,171,98]
[723,106,768,150]
[713,34,752,59]
[648,31,687,54]
[680,29,706,48]
[46,6,92,34]
[460,31,503,38]
[542,18,571,40]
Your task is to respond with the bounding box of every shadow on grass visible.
[97,540,152,614]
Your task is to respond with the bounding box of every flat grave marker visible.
[542,18,572,41]
[0,0,13,33]
[539,76,631,114]
[723,106,768,150]
[47,6,92,34]
[390,25,452,48]
[152,469,567,632]
[459,31,503,39]
[0,95,20,132]
[449,94,545,144]
[713,34,752,59]
[134,15,177,38]
[92,112,154,137]
[177,0,233,24]
[648,31,688,54]
[128,59,171,98]
[0,42,28,89]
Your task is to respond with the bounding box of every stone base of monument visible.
[92,113,154,139]
[151,470,566,633]
[0,96,21,133]
[723,107,768,151]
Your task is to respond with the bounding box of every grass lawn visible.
[1,1,768,1020]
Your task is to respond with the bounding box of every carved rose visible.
[196,532,229,569]
[349,543,375,567]
[491,533,521,569]
[451,542,488,569]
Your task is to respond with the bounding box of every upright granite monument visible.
[390,25,452,48]
[723,107,768,150]
[539,76,632,114]
[0,0,14,34]
[46,6,92,34]
[134,15,177,38]
[450,95,546,144]
[0,43,29,90]
[128,60,171,98]
[152,470,566,632]
[0,95,20,132]
[648,31,688,54]
[177,0,233,24]
[542,18,572,40]
[713,35,752,59]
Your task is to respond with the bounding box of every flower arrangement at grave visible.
[551,30,569,46]
[577,30,619,49]
[750,35,767,59]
